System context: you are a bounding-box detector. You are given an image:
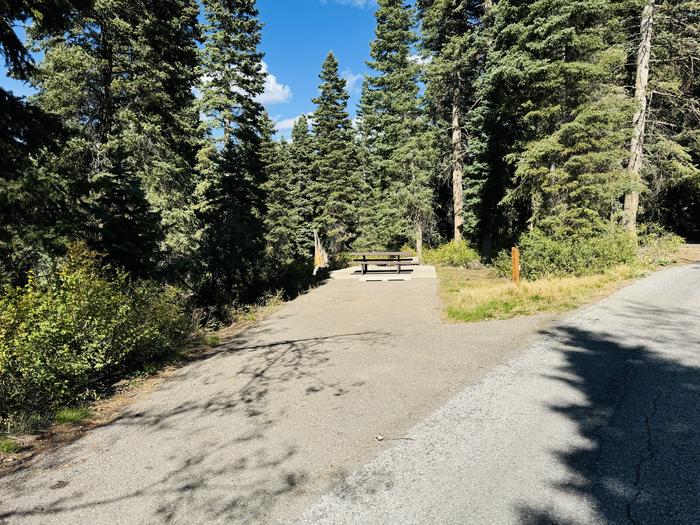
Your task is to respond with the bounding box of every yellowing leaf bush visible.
[0,245,188,424]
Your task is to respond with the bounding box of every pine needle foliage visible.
[311,52,362,255]
[196,0,268,305]
[357,0,434,249]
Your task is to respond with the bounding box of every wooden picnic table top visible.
[349,251,413,257]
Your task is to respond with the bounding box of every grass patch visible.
[54,407,92,425]
[203,334,221,347]
[0,436,21,454]
[227,290,284,324]
[439,265,643,322]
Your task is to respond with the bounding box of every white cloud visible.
[342,70,364,94]
[257,62,293,105]
[409,54,433,66]
[194,65,292,106]
[275,116,301,132]
[274,112,313,133]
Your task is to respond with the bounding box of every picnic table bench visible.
[350,251,418,275]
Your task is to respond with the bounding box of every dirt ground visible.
[677,242,700,264]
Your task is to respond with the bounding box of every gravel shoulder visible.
[0,277,554,524]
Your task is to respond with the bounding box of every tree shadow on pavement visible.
[0,330,387,524]
[519,302,700,525]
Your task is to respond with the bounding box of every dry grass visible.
[439,265,644,323]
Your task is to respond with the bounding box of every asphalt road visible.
[297,262,700,525]
[1,264,697,525]
[0,274,552,524]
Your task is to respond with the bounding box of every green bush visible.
[423,241,480,267]
[637,224,683,266]
[0,244,189,425]
[491,250,514,278]
[517,226,636,279]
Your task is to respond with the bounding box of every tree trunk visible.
[623,0,654,231]
[416,222,423,262]
[452,76,464,243]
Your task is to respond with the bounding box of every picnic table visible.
[350,251,418,275]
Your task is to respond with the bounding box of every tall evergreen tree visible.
[311,52,362,254]
[419,0,488,244]
[31,0,202,277]
[633,0,700,238]
[197,0,268,304]
[622,0,654,231]
[0,0,92,284]
[479,0,634,246]
[286,115,315,256]
[357,0,434,249]
[262,116,313,269]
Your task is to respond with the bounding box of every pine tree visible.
[419,0,487,244]
[262,116,311,269]
[479,0,633,245]
[0,0,91,284]
[262,138,295,266]
[357,0,433,249]
[287,115,315,255]
[512,94,636,237]
[622,0,654,231]
[197,0,268,304]
[311,52,362,254]
[633,0,700,237]
[132,0,203,274]
[31,0,202,277]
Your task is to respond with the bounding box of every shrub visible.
[637,224,683,266]
[0,244,189,425]
[491,250,514,278]
[423,241,480,268]
[517,226,636,279]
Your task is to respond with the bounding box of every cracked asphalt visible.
[297,262,700,525]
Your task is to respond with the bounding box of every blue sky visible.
[1,0,379,137]
[258,0,377,135]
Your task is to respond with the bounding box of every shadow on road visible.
[519,302,700,524]
[0,330,387,524]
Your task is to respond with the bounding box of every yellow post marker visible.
[511,247,521,286]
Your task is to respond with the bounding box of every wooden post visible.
[511,247,521,286]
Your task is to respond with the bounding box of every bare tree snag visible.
[623,0,654,231]
[452,77,464,242]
